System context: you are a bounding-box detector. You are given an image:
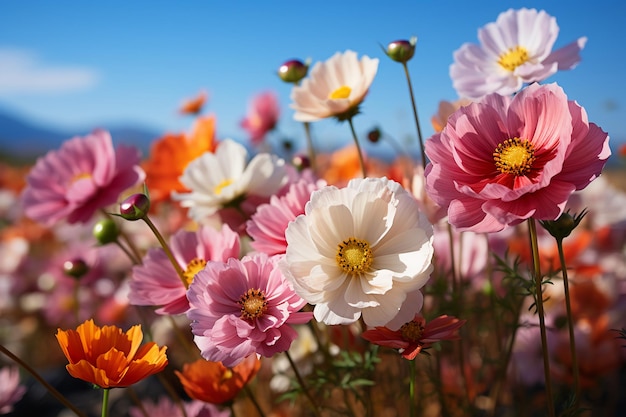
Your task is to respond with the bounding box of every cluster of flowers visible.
[1,7,624,417]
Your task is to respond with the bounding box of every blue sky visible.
[1,1,625,157]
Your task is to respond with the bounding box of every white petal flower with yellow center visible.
[281,177,434,327]
[290,50,379,122]
[450,8,586,99]
[173,139,288,222]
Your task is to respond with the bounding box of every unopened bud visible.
[385,37,417,63]
[278,59,309,83]
[540,209,588,240]
[93,218,119,245]
[120,193,151,221]
[367,127,382,143]
[292,154,311,171]
[63,258,89,279]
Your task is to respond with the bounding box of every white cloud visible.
[0,47,100,94]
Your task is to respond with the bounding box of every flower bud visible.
[385,37,417,63]
[93,218,119,245]
[292,154,311,171]
[120,193,151,221]
[278,59,309,83]
[367,127,382,143]
[539,209,588,240]
[63,258,89,279]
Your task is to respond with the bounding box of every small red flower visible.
[362,315,466,360]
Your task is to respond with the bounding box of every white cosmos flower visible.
[172,139,288,221]
[281,177,434,327]
[290,50,379,122]
[450,8,587,99]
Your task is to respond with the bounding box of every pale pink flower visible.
[246,178,326,256]
[451,8,587,98]
[240,91,280,145]
[186,253,312,367]
[129,397,229,417]
[0,366,26,413]
[362,314,466,360]
[21,130,145,226]
[424,83,610,233]
[129,224,240,315]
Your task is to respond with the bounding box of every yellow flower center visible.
[400,321,424,343]
[336,237,373,274]
[220,368,233,383]
[71,172,91,184]
[498,45,529,72]
[329,85,352,100]
[183,258,207,286]
[493,138,536,176]
[238,288,268,320]
[214,178,234,195]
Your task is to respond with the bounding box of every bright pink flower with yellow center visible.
[424,83,610,233]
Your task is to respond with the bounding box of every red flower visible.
[361,315,466,360]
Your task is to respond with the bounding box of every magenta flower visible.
[0,366,26,414]
[186,253,312,367]
[424,83,610,233]
[21,130,145,226]
[246,178,325,256]
[240,91,280,145]
[129,224,240,315]
[361,315,466,360]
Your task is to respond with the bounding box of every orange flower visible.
[56,319,168,388]
[179,90,208,115]
[430,98,471,133]
[143,115,217,204]
[175,355,260,404]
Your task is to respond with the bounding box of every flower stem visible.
[101,388,110,417]
[556,237,580,406]
[0,344,88,417]
[142,215,188,289]
[303,121,317,174]
[527,218,555,417]
[401,62,427,170]
[285,350,322,417]
[409,359,417,417]
[347,117,367,178]
[243,384,266,417]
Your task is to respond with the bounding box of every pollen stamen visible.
[238,288,268,320]
[400,321,424,343]
[183,258,207,286]
[493,138,536,176]
[214,179,234,195]
[498,45,529,72]
[336,237,373,274]
[329,85,352,100]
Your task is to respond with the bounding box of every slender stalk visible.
[409,359,417,417]
[303,121,317,174]
[101,388,110,417]
[285,350,322,417]
[527,218,555,417]
[401,62,427,170]
[229,403,237,417]
[347,117,367,178]
[556,238,580,406]
[0,344,88,417]
[142,215,187,288]
[114,240,142,265]
[243,384,267,417]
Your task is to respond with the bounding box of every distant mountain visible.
[0,108,161,162]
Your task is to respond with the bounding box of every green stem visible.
[409,359,417,417]
[0,344,88,417]
[347,117,367,178]
[285,350,322,417]
[556,238,580,406]
[142,215,188,289]
[528,218,555,417]
[303,121,317,175]
[101,388,110,417]
[243,384,266,417]
[401,62,427,170]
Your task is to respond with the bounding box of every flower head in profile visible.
[56,319,168,388]
[130,224,240,315]
[0,366,26,413]
[450,8,587,98]
[173,139,288,224]
[175,355,261,405]
[282,177,434,327]
[186,253,312,367]
[362,314,466,360]
[290,50,379,122]
[425,83,610,233]
[240,91,280,146]
[247,178,325,256]
[21,130,145,226]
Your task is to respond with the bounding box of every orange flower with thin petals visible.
[143,115,217,204]
[175,355,260,404]
[56,319,168,388]
[179,90,208,115]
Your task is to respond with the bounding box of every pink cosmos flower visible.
[361,314,466,360]
[129,397,229,417]
[0,366,26,414]
[240,91,280,146]
[450,8,587,99]
[424,83,610,233]
[21,130,145,226]
[246,178,325,256]
[129,224,240,315]
[186,253,312,367]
